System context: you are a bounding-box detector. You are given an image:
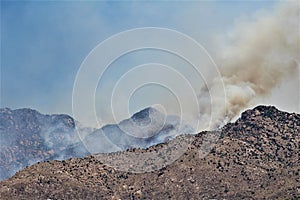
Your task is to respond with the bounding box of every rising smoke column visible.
[200,2,299,128]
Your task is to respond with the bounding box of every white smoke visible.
[199,2,299,128]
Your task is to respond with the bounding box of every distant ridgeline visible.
[0,108,86,180]
[0,107,193,180]
[0,105,299,199]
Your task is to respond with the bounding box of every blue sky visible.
[1,1,284,125]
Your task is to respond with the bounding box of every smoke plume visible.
[200,2,299,128]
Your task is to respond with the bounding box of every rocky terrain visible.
[0,107,192,181]
[0,105,299,199]
[82,107,194,154]
[0,108,88,181]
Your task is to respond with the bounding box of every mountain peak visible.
[240,105,290,122]
[131,107,160,122]
[1,105,299,199]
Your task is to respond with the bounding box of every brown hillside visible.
[0,105,299,199]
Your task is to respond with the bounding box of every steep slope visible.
[82,107,194,153]
[0,105,299,199]
[0,108,87,181]
[0,107,193,181]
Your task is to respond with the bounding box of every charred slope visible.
[0,105,299,199]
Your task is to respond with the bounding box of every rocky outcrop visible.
[0,105,299,199]
[82,107,194,153]
[0,108,86,180]
[0,107,193,181]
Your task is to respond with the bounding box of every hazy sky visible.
[1,1,298,127]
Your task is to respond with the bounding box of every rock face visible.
[0,107,193,181]
[0,108,87,181]
[82,107,194,153]
[0,105,299,199]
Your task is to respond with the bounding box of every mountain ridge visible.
[0,106,193,181]
[0,107,82,180]
[0,105,299,199]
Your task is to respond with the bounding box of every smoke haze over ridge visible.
[1,2,300,181]
[83,1,299,129]
[198,2,299,130]
[0,1,299,129]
